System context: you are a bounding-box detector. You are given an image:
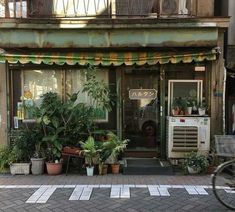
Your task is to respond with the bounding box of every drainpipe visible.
[223,65,227,135]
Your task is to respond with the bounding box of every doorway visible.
[122,69,160,155]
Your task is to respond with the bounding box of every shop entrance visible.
[122,69,160,155]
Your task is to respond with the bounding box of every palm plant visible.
[79,136,99,168]
[103,132,129,164]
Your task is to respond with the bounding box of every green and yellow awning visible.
[0,48,219,66]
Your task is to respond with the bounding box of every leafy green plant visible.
[0,146,12,172]
[79,136,99,167]
[9,129,37,163]
[83,65,113,112]
[103,132,129,164]
[186,98,196,107]
[185,152,209,172]
[42,117,64,162]
[199,100,208,110]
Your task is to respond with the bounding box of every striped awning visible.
[0,48,219,66]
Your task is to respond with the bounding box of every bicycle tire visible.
[212,160,235,210]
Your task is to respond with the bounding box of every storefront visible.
[0,46,220,159]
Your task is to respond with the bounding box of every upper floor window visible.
[0,0,195,19]
[0,0,27,18]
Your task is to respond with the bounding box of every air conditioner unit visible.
[167,116,210,159]
[160,0,189,16]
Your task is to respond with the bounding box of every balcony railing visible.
[0,0,195,19]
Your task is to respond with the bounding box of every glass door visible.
[122,69,160,152]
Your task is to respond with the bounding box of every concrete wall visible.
[0,63,8,146]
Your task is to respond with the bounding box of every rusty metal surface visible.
[0,27,218,48]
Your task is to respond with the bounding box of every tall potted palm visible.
[43,118,64,175]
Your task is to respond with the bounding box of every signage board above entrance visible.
[129,89,157,100]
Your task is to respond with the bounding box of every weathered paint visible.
[0,63,8,146]
[0,28,218,48]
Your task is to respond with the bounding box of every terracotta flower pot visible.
[111,164,120,174]
[46,162,63,175]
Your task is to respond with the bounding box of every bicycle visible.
[212,135,235,210]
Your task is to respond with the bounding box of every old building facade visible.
[0,0,230,162]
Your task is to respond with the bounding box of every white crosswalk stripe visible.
[80,187,93,200]
[26,186,51,203]
[0,184,233,204]
[69,185,84,200]
[184,185,199,195]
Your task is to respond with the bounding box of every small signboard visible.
[129,89,158,100]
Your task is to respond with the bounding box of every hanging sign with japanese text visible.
[129,89,158,100]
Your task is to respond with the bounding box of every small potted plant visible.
[30,129,46,175]
[171,97,181,115]
[186,98,196,115]
[104,132,129,174]
[8,130,34,175]
[185,151,209,174]
[79,136,99,176]
[198,100,208,116]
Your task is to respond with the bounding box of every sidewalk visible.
[0,173,212,186]
[0,173,231,212]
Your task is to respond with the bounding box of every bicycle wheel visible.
[212,160,235,210]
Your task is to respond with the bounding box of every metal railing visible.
[0,0,194,19]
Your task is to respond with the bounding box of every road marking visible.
[148,185,160,196]
[26,186,51,203]
[1,184,234,204]
[110,186,121,198]
[120,186,130,198]
[37,186,57,203]
[69,185,84,200]
[158,187,170,196]
[184,186,198,195]
[80,187,93,200]
[195,186,208,195]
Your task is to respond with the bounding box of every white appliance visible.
[167,116,210,159]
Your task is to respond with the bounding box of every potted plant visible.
[198,100,208,116]
[32,92,64,175]
[171,97,181,115]
[97,136,112,175]
[0,146,12,173]
[30,128,46,175]
[186,98,196,115]
[42,118,64,175]
[8,130,33,175]
[79,136,99,176]
[104,132,129,174]
[171,97,187,115]
[185,151,209,174]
